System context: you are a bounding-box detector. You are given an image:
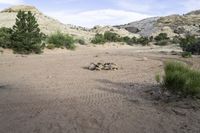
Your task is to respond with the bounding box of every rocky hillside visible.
[90,25,140,38]
[116,10,200,38]
[0,5,139,41]
[0,5,94,40]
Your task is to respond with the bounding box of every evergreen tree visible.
[11,10,42,54]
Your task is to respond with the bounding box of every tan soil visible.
[0,45,200,133]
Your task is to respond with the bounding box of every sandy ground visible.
[0,45,200,133]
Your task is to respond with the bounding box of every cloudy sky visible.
[0,0,200,27]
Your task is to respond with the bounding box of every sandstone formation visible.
[116,10,200,38]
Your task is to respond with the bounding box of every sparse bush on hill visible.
[154,33,170,46]
[47,31,76,50]
[180,35,200,55]
[137,36,149,45]
[91,33,105,44]
[157,61,200,96]
[155,40,169,46]
[122,36,132,45]
[122,36,138,45]
[0,27,12,48]
[181,52,192,58]
[171,36,181,44]
[91,31,153,45]
[11,11,43,54]
[155,33,169,41]
[104,31,121,42]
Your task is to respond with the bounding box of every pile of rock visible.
[88,62,118,71]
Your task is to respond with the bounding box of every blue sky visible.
[0,0,200,27]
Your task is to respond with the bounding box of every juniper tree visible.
[11,10,43,54]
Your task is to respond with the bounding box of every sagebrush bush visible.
[122,36,133,45]
[171,36,181,44]
[137,37,149,45]
[155,33,169,41]
[91,31,151,45]
[181,52,192,58]
[91,33,106,44]
[104,31,121,42]
[155,40,169,46]
[162,61,200,96]
[0,27,12,48]
[180,35,200,55]
[47,31,75,50]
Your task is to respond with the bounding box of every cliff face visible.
[0,5,139,40]
[116,10,200,37]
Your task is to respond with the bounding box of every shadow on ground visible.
[95,79,200,111]
[0,85,11,90]
[95,79,157,94]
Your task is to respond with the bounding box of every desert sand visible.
[0,45,200,133]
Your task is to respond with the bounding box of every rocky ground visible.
[0,45,200,133]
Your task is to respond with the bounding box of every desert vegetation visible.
[154,33,170,46]
[0,27,12,49]
[0,11,43,54]
[91,31,151,45]
[157,61,200,96]
[47,31,76,50]
[0,10,78,54]
[180,35,200,55]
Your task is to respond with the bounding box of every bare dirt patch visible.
[0,45,199,133]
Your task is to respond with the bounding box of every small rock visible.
[88,63,96,71]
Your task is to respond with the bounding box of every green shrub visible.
[104,31,121,42]
[155,40,169,46]
[180,35,200,54]
[137,37,149,45]
[11,11,43,54]
[91,32,148,46]
[149,36,154,42]
[181,52,192,58]
[162,61,200,96]
[91,33,105,44]
[155,73,161,83]
[155,33,169,41]
[122,36,132,45]
[0,27,12,48]
[47,31,75,50]
[171,36,181,44]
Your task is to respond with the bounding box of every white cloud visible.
[45,9,152,28]
[116,0,153,13]
[0,0,24,5]
[181,0,200,12]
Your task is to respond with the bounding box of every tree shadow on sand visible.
[95,79,200,110]
[95,79,159,101]
[0,85,12,90]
